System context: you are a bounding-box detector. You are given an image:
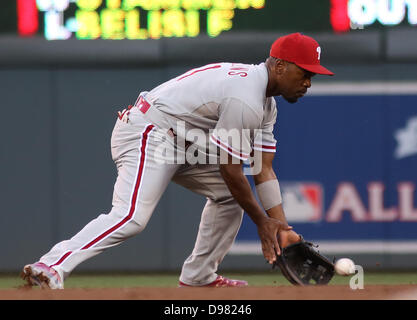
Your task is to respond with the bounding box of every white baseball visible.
[334,258,355,276]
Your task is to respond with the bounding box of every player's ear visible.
[274,59,287,76]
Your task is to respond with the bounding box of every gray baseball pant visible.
[38,108,243,285]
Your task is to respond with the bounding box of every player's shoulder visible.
[221,62,269,108]
[185,62,266,84]
[222,62,267,81]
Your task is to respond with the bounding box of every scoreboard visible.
[1,1,416,40]
[39,0,268,39]
[4,0,332,39]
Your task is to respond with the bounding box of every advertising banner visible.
[232,83,417,255]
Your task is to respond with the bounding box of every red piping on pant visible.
[50,124,155,267]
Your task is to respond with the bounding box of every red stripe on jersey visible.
[211,134,249,160]
[254,144,276,150]
[177,65,222,81]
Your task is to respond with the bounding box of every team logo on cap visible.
[317,46,321,61]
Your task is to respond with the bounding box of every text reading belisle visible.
[37,0,266,40]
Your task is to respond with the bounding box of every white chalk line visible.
[308,82,417,95]
[230,240,417,255]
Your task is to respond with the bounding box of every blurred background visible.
[1,0,417,274]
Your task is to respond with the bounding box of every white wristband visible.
[255,179,282,210]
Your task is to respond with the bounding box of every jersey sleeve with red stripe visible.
[210,97,262,161]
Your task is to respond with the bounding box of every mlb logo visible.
[281,182,323,223]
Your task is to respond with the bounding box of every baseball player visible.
[22,33,334,289]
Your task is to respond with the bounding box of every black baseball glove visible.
[273,236,335,286]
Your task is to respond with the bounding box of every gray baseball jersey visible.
[141,62,277,159]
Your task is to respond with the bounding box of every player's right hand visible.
[257,216,292,264]
[278,229,302,249]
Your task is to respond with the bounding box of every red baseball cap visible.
[270,33,334,76]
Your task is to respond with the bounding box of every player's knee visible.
[132,220,147,234]
[211,196,243,217]
[122,219,148,238]
[131,214,151,233]
[110,206,153,235]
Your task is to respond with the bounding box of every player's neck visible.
[265,59,280,97]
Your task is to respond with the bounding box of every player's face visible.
[278,62,315,103]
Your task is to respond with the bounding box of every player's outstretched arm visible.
[219,153,292,264]
[253,151,301,248]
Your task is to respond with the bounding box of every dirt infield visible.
[1,284,416,300]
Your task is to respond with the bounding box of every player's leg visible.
[172,164,245,286]
[23,111,179,285]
